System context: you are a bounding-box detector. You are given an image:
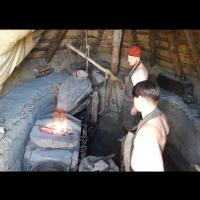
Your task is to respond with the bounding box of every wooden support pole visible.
[106,30,123,108]
[91,30,104,55]
[184,30,200,79]
[66,44,125,89]
[167,30,182,78]
[149,30,156,67]
[43,30,67,63]
[111,31,123,74]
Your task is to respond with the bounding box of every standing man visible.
[120,44,149,170]
[127,44,149,116]
[123,80,170,171]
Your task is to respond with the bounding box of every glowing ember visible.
[39,109,71,136]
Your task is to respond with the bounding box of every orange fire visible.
[40,109,70,136]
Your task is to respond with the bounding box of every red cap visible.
[128,45,141,57]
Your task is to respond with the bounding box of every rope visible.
[85,30,89,75]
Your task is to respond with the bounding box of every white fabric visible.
[0,30,44,91]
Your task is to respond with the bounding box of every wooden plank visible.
[184,30,200,79]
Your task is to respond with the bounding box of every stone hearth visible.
[23,114,81,171]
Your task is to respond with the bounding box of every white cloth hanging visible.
[0,30,44,91]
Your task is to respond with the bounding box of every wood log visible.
[106,30,123,108]
[66,44,125,89]
[43,30,67,63]
[184,30,200,79]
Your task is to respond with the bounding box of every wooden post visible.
[167,30,182,78]
[184,30,200,79]
[150,30,156,67]
[106,30,123,108]
[43,30,67,63]
[91,30,104,55]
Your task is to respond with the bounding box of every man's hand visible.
[131,106,137,116]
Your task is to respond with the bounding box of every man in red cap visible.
[119,45,149,171]
[127,44,148,116]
